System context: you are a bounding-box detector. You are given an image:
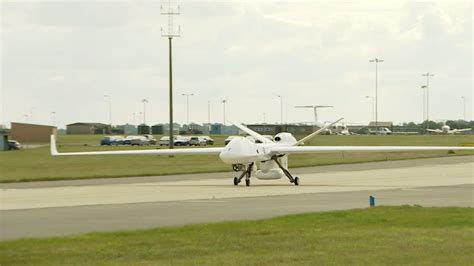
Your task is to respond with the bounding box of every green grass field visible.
[1,206,473,265]
[0,134,473,182]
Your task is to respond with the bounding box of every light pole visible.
[277,95,283,124]
[104,95,112,126]
[161,2,180,150]
[461,96,466,120]
[421,85,427,124]
[142,99,148,125]
[181,93,194,125]
[365,96,375,122]
[422,72,434,131]
[222,99,227,125]
[51,111,56,126]
[369,58,383,131]
[207,100,211,133]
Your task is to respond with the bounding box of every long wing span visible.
[294,118,344,146]
[426,129,442,133]
[228,120,273,144]
[50,135,224,156]
[269,145,474,154]
[452,128,472,133]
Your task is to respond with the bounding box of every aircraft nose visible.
[219,137,261,164]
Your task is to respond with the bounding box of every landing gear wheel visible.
[245,179,250,187]
[294,177,300,186]
[233,177,239,186]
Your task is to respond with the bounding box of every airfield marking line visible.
[1,161,472,211]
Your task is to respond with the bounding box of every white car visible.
[189,136,207,146]
[130,136,150,146]
[159,136,170,146]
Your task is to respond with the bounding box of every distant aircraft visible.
[427,124,471,135]
[295,105,334,134]
[50,120,474,186]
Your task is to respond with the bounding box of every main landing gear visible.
[233,163,254,187]
[271,156,300,186]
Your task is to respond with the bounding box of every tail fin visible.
[294,118,343,146]
[50,135,59,156]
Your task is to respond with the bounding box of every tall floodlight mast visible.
[369,58,383,132]
[422,72,434,132]
[161,0,181,149]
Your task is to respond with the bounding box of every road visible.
[1,156,473,241]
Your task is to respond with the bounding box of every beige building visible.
[10,122,57,143]
[66,122,111,135]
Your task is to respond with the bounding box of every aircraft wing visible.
[451,128,472,133]
[268,145,474,155]
[50,135,224,156]
[426,129,442,133]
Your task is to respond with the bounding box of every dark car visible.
[8,140,21,150]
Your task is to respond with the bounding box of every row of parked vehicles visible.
[100,135,215,146]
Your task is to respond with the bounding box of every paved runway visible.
[1,156,473,240]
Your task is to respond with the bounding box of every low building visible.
[66,123,111,135]
[10,122,57,143]
[247,124,319,136]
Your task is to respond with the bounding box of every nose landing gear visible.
[233,162,254,186]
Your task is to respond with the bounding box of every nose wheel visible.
[233,163,254,186]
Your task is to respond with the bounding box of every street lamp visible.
[181,93,194,125]
[461,96,466,120]
[369,58,383,131]
[365,96,375,122]
[51,111,56,126]
[277,95,283,124]
[104,95,112,126]
[142,99,149,125]
[222,99,227,125]
[422,73,434,131]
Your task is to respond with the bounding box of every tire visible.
[233,177,239,186]
[245,179,250,187]
[294,177,300,186]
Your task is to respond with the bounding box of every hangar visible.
[10,122,57,143]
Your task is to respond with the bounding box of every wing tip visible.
[50,134,59,156]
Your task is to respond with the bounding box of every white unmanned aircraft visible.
[50,120,474,186]
[427,124,472,135]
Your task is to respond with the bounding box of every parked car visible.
[123,136,136,145]
[202,136,214,145]
[224,136,239,145]
[159,136,170,146]
[144,135,156,145]
[189,136,207,146]
[100,136,124,146]
[174,136,190,146]
[8,140,21,150]
[131,136,150,146]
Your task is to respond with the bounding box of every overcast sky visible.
[1,0,472,128]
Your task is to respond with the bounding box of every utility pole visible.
[161,0,180,149]
[142,99,148,125]
[422,72,434,132]
[277,95,283,124]
[421,86,426,125]
[104,95,112,126]
[222,99,227,125]
[181,93,194,125]
[369,58,383,131]
[365,96,375,121]
[461,96,466,120]
[51,111,56,126]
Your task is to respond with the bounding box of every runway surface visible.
[1,156,473,240]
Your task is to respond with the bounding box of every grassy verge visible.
[1,135,473,182]
[1,206,473,265]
